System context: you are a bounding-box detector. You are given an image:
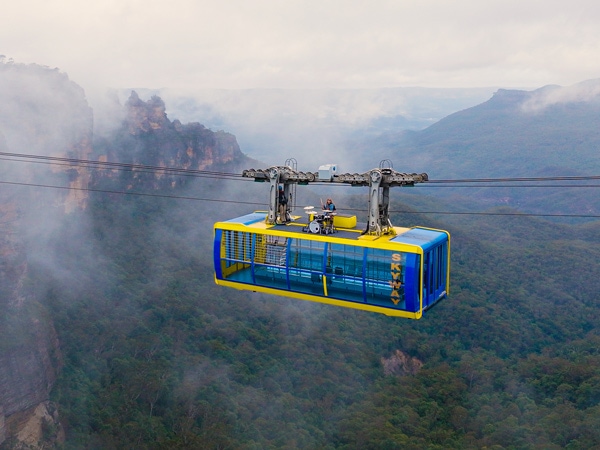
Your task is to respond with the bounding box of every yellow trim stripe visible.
[215,277,422,319]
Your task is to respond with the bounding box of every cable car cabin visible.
[213,212,450,319]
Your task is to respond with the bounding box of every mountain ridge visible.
[339,79,600,219]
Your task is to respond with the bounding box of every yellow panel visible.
[214,278,422,319]
[392,226,412,234]
[333,214,357,228]
[248,221,270,229]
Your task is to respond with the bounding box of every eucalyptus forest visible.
[42,177,600,449]
[2,63,600,449]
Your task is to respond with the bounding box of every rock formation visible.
[381,350,423,377]
[0,60,88,448]
[0,60,250,448]
[95,90,247,191]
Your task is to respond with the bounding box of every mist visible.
[0,62,96,283]
[113,86,497,173]
[6,58,600,448]
[521,79,600,113]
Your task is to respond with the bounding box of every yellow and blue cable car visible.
[214,164,450,318]
[213,211,449,318]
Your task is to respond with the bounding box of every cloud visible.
[521,80,600,112]
[4,0,600,95]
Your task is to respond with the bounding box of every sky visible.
[4,0,600,96]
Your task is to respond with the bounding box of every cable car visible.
[213,211,449,318]
[213,163,449,318]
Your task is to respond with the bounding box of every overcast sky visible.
[4,0,600,95]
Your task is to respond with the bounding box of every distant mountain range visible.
[126,86,498,166]
[136,80,600,218]
[338,80,600,219]
[400,81,600,178]
[136,80,600,177]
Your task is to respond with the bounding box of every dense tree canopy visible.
[30,168,600,449]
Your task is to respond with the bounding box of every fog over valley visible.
[2,60,600,449]
[5,1,600,446]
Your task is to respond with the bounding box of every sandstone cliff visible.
[0,60,250,448]
[93,90,248,192]
[0,60,91,448]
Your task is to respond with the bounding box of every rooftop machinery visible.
[241,162,428,236]
[214,162,448,318]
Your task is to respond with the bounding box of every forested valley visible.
[37,172,600,449]
[2,63,600,449]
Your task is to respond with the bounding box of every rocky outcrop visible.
[0,62,251,448]
[0,61,83,448]
[8,402,64,448]
[381,350,423,376]
[0,320,61,418]
[126,91,169,134]
[94,91,249,190]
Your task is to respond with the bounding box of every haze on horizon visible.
[3,0,600,97]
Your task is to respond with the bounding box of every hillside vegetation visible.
[41,166,600,449]
[3,65,600,448]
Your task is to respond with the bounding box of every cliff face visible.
[0,326,63,447]
[0,59,94,213]
[94,91,247,187]
[0,61,88,448]
[0,61,249,448]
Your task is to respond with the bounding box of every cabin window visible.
[287,238,326,271]
[364,248,406,307]
[327,243,364,278]
[224,230,253,266]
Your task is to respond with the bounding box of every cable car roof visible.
[391,228,449,251]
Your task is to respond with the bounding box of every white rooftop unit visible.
[317,164,339,181]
